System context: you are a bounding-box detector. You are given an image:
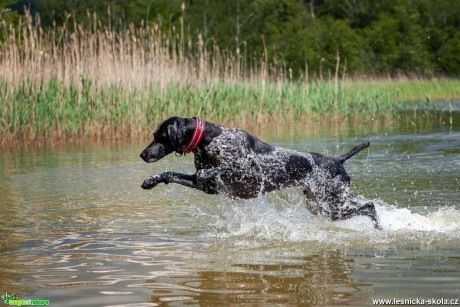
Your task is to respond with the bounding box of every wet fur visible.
[140,117,381,229]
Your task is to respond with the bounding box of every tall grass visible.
[1,11,459,146]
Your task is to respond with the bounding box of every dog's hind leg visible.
[331,198,381,230]
[356,201,381,230]
[303,187,321,215]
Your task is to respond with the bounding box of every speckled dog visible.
[140,117,381,229]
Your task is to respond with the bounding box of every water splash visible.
[189,189,460,247]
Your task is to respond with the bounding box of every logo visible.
[1,293,50,306]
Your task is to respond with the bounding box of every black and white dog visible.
[140,117,381,229]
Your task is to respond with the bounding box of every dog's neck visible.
[182,117,206,154]
[182,118,223,153]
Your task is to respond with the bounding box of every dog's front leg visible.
[141,172,198,190]
[141,171,221,195]
[141,168,224,195]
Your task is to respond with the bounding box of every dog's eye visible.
[154,130,167,141]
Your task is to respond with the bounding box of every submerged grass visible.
[1,11,459,146]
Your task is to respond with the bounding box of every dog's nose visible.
[140,151,147,161]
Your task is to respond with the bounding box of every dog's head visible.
[140,117,187,163]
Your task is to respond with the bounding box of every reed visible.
[1,11,459,146]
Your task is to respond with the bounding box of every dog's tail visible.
[338,142,370,163]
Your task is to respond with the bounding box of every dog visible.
[140,116,381,229]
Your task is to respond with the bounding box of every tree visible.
[0,0,21,41]
[438,32,460,75]
[3,0,460,76]
[0,0,21,25]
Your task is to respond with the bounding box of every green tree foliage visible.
[0,0,20,26]
[438,31,460,74]
[4,0,460,76]
[0,0,21,41]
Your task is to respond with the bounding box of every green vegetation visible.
[1,77,459,145]
[0,2,459,146]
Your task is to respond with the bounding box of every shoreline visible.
[1,108,457,148]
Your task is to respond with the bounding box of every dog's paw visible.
[141,175,162,189]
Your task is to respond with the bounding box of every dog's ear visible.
[167,118,186,151]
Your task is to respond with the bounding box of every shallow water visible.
[1,107,460,306]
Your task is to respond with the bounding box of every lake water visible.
[1,104,459,306]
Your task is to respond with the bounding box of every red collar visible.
[182,117,206,154]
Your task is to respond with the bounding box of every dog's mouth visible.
[140,154,159,163]
[140,151,161,163]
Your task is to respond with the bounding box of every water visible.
[1,108,459,306]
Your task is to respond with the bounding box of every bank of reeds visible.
[1,11,459,146]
